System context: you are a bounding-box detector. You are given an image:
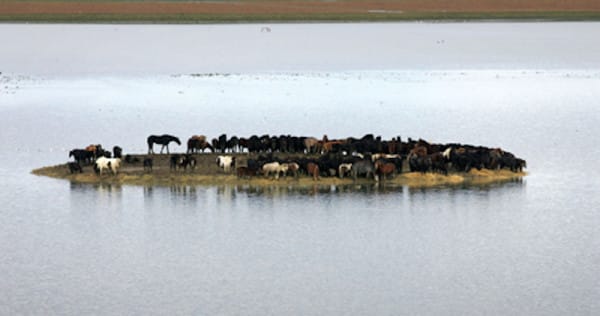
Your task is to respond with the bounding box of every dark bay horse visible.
[147,134,181,154]
[187,135,214,154]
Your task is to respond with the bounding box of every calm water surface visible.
[1,23,599,315]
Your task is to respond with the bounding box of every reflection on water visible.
[169,185,198,199]
[70,182,122,195]
[69,178,524,200]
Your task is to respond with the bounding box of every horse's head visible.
[174,137,181,145]
[518,159,527,169]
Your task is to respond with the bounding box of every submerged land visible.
[1,0,600,22]
[32,153,526,188]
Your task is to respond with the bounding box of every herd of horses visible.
[66,133,526,181]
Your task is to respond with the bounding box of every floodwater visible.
[1,23,600,315]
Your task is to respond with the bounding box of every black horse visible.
[113,146,123,159]
[147,134,181,154]
[143,158,153,171]
[69,149,93,165]
[67,162,83,174]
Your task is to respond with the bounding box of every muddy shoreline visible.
[2,0,600,22]
[32,153,526,188]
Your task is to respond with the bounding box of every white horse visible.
[216,155,235,172]
[95,157,121,175]
[262,162,288,179]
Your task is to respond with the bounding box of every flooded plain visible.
[1,23,600,315]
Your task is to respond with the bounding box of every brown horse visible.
[374,160,396,180]
[428,152,448,175]
[322,140,345,153]
[307,162,320,181]
[187,135,213,153]
[410,145,428,157]
[85,144,98,158]
[236,166,256,178]
[303,137,319,154]
[283,162,300,178]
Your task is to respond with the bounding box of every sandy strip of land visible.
[32,161,526,188]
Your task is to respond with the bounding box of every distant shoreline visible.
[1,0,600,23]
[2,12,600,23]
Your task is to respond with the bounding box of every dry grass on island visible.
[2,0,600,22]
[32,153,526,189]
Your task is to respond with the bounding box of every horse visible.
[445,147,485,172]
[282,162,300,178]
[216,156,235,172]
[187,135,213,154]
[179,155,196,171]
[170,154,181,170]
[217,134,228,153]
[69,149,93,165]
[499,156,527,172]
[85,144,104,160]
[211,135,228,153]
[147,134,181,154]
[429,152,448,175]
[488,148,504,169]
[143,158,153,171]
[124,154,140,164]
[351,160,377,181]
[98,150,111,158]
[94,157,121,175]
[408,153,431,173]
[236,166,257,178]
[262,162,288,179]
[303,137,319,154]
[374,160,396,180]
[307,162,320,181]
[67,162,83,174]
[338,163,352,179]
[322,140,345,153]
[113,146,123,159]
[227,136,240,153]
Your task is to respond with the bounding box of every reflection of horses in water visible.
[147,134,181,154]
